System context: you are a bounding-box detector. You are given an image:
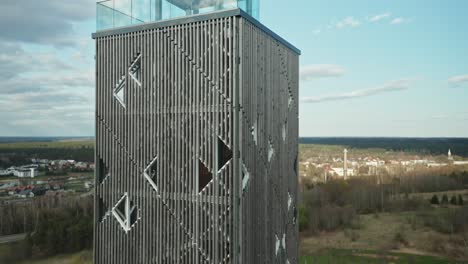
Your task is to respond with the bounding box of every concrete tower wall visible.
[93,10,299,264]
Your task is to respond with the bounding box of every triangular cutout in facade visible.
[199,160,212,193]
[129,54,142,86]
[144,156,158,192]
[218,137,232,170]
[112,193,139,233]
[98,197,108,222]
[98,158,110,184]
[113,78,126,108]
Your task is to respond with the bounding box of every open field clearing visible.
[300,211,468,262]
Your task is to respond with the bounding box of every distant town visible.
[0,159,94,199]
[299,147,468,185]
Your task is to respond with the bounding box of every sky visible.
[0,0,467,137]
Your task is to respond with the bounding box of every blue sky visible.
[261,0,468,137]
[0,0,467,137]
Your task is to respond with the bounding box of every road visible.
[0,233,27,244]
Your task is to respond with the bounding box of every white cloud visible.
[301,78,414,103]
[0,38,94,136]
[336,17,361,29]
[368,13,391,22]
[0,0,95,46]
[300,64,346,80]
[448,74,468,85]
[390,17,411,25]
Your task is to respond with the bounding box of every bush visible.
[306,205,358,233]
[394,228,409,246]
[344,229,360,242]
[459,195,464,206]
[441,194,449,205]
[450,195,458,205]
[430,195,439,205]
[406,215,418,230]
[387,196,429,212]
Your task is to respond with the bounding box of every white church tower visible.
[344,149,348,179]
[448,149,453,161]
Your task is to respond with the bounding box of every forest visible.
[0,140,94,168]
[299,137,468,157]
[0,196,93,263]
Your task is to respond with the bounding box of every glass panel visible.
[133,0,151,24]
[237,0,247,11]
[250,0,259,19]
[97,2,114,30]
[223,0,238,9]
[114,0,132,16]
[114,9,133,28]
[96,0,260,31]
[167,0,187,19]
[237,0,259,19]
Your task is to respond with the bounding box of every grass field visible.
[300,209,468,262]
[19,251,92,264]
[300,248,456,264]
[0,242,92,264]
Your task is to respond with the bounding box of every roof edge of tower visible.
[92,8,301,55]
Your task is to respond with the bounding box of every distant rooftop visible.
[97,0,259,31]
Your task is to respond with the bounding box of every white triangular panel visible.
[113,78,126,108]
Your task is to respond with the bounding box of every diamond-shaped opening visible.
[112,193,139,232]
[114,78,126,108]
[144,157,158,192]
[98,158,110,184]
[199,160,212,193]
[129,54,142,86]
[218,137,232,170]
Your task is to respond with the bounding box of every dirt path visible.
[0,233,26,244]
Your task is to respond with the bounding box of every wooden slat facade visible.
[94,11,299,264]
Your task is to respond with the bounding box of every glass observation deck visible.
[97,0,259,31]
